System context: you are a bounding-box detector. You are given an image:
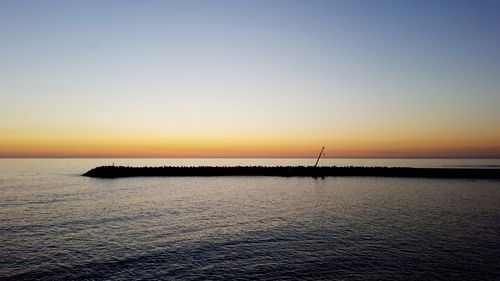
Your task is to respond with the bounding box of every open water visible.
[1,159,499,280]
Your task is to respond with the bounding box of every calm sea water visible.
[1,159,500,280]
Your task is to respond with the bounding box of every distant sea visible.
[1,158,499,280]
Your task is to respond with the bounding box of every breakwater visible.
[83,165,500,179]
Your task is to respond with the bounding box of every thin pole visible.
[314,146,325,167]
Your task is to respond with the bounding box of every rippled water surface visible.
[1,159,500,280]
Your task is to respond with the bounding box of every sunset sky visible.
[1,0,500,158]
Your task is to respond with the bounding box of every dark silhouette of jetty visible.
[83,165,500,179]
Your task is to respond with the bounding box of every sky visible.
[1,0,500,158]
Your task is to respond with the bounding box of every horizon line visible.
[1,156,500,159]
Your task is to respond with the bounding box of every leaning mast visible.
[314,146,325,167]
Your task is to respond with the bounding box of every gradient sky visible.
[1,0,500,158]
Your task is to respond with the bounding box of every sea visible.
[1,158,500,280]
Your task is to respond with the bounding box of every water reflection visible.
[0,159,499,280]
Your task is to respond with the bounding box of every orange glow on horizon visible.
[1,133,499,158]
